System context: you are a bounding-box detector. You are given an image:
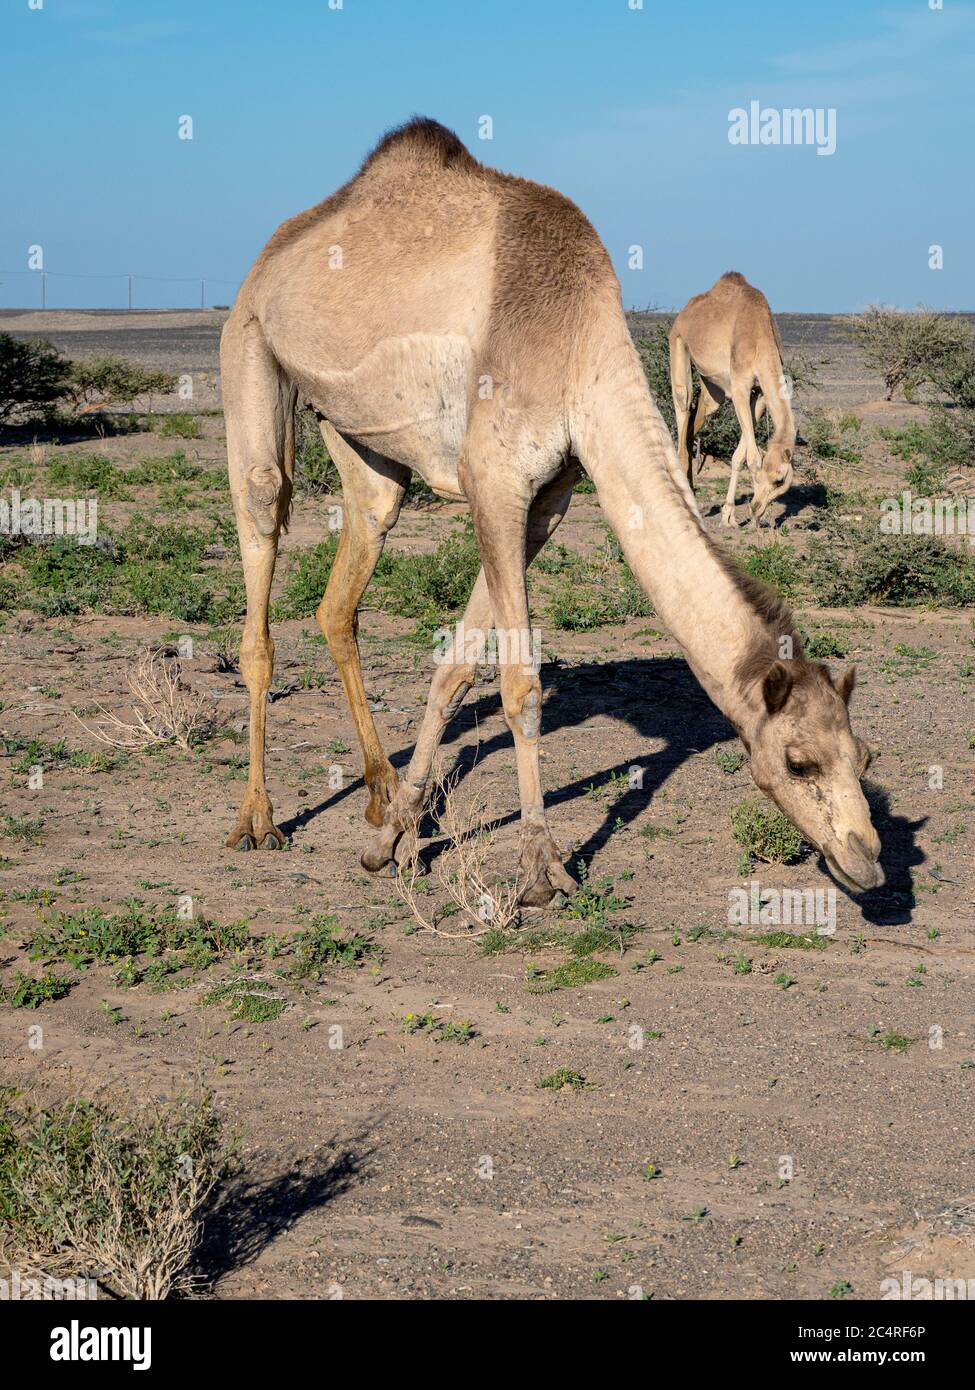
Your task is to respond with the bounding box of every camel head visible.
[745,659,883,892]
[750,441,794,523]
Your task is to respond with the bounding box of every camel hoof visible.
[517,842,579,907]
[225,813,285,853]
[547,860,580,896]
[519,876,558,908]
[361,844,394,873]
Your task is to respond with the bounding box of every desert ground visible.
[0,309,973,1300]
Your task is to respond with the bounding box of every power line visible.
[0,267,243,311]
[0,269,242,283]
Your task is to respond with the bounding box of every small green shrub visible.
[741,542,802,597]
[283,914,377,978]
[46,454,129,498]
[0,1087,231,1299]
[158,413,201,439]
[273,537,338,620]
[0,334,73,423]
[808,533,975,607]
[731,798,804,866]
[0,970,73,1009]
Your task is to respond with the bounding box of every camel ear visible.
[762,661,793,714]
[837,666,856,704]
[784,447,793,463]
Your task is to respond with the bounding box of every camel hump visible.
[360,117,477,174]
[719,270,750,287]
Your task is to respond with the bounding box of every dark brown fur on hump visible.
[719,271,784,355]
[485,175,612,374]
[360,116,478,173]
[256,117,478,265]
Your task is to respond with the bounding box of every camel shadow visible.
[191,1136,370,1292]
[281,657,725,847]
[283,656,925,927]
[846,782,927,926]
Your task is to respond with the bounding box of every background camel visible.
[669,272,797,526]
[222,119,882,901]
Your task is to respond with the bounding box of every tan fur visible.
[222,120,881,898]
[670,271,797,527]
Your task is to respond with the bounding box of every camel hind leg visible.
[316,423,409,826]
[669,331,695,485]
[688,375,725,482]
[223,309,296,850]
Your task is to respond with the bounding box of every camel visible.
[222,118,883,902]
[669,272,797,527]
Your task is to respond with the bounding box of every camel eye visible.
[786,755,817,778]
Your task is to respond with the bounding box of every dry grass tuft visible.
[72,646,214,753]
[0,1086,232,1300]
[396,766,527,938]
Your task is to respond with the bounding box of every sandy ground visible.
[0,312,973,1300]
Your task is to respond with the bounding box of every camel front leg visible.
[316,425,408,826]
[669,332,695,486]
[723,380,760,527]
[223,309,292,851]
[721,436,748,528]
[361,467,580,880]
[226,539,285,850]
[468,467,577,906]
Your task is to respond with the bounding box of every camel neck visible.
[763,375,797,443]
[572,334,767,736]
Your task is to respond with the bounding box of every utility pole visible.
[200,278,205,310]
[41,271,46,310]
[128,274,133,311]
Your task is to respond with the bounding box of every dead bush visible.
[73,646,214,753]
[0,1086,233,1300]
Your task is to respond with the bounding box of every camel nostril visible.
[847,830,879,864]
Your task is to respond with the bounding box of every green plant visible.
[537,1067,587,1090]
[730,799,804,866]
[0,1086,232,1299]
[715,748,746,775]
[847,306,973,401]
[808,531,975,607]
[0,970,73,1009]
[68,355,177,413]
[46,453,129,498]
[283,914,377,978]
[562,861,628,930]
[526,957,618,993]
[0,334,73,423]
[158,413,201,439]
[741,542,801,598]
[202,979,287,1023]
[292,407,341,496]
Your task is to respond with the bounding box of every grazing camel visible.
[222,119,882,902]
[669,272,797,527]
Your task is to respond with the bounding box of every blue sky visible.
[2,0,972,311]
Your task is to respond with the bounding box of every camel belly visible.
[304,332,473,495]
